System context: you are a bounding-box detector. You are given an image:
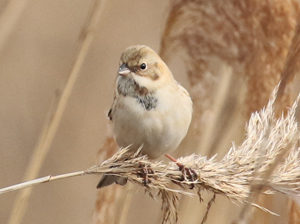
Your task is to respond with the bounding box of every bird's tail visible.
[96,175,127,188]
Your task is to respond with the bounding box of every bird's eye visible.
[140,63,147,70]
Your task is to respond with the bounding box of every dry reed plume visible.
[1,87,299,224]
[160,0,300,106]
[159,2,300,222]
[160,0,300,147]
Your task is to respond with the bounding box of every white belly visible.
[112,86,192,158]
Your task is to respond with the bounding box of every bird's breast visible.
[112,84,192,158]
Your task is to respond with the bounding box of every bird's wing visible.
[107,108,112,120]
[107,91,118,121]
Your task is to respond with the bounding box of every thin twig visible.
[7,1,106,224]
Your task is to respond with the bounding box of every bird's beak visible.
[118,64,130,76]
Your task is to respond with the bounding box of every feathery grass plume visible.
[159,1,300,222]
[160,0,300,145]
[86,88,300,223]
[160,0,300,108]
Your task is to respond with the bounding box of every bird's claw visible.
[165,153,198,189]
[179,166,198,189]
[137,163,153,186]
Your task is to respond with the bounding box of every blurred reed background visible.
[0,0,299,224]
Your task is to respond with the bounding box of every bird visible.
[97,45,193,188]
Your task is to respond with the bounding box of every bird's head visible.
[117,45,174,91]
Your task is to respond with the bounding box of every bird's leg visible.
[164,153,183,168]
[137,163,153,186]
[165,154,198,189]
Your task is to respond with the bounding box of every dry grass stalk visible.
[1,89,299,223]
[0,171,85,194]
[7,1,106,224]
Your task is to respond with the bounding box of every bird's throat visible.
[117,77,157,110]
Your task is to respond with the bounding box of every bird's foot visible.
[165,154,198,189]
[137,163,154,186]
